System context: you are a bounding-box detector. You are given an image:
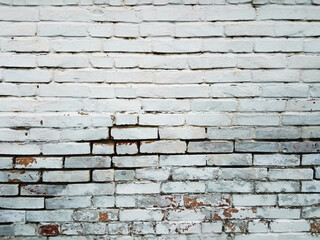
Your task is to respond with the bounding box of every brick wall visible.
[0,0,320,239]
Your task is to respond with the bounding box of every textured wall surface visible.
[0,0,320,239]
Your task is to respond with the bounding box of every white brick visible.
[162,182,205,193]
[38,23,87,36]
[159,127,206,139]
[140,140,186,153]
[175,23,223,37]
[2,38,50,52]
[0,7,38,21]
[51,39,102,52]
[160,155,207,166]
[140,23,174,36]
[92,142,115,154]
[117,183,160,194]
[40,7,90,21]
[113,156,158,168]
[205,6,255,20]
[38,55,88,68]
[43,171,90,182]
[88,23,113,37]
[65,156,111,168]
[115,23,139,37]
[4,69,51,83]
[112,127,157,140]
[15,157,63,169]
[42,143,90,155]
[233,195,277,206]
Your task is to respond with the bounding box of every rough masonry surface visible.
[0,0,320,239]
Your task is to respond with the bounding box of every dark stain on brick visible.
[311,222,320,233]
[184,197,209,208]
[99,212,108,222]
[223,208,239,218]
[16,157,37,167]
[39,225,59,236]
[213,213,222,220]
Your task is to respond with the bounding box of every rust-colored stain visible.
[39,225,59,236]
[184,197,209,208]
[225,222,236,232]
[166,196,177,207]
[9,170,26,174]
[93,142,114,146]
[181,222,195,232]
[311,223,320,233]
[144,141,155,144]
[213,213,222,220]
[223,208,239,218]
[8,179,22,183]
[117,142,137,146]
[161,209,166,221]
[99,212,108,222]
[78,111,88,115]
[16,157,37,167]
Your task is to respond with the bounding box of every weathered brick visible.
[141,140,186,153]
[43,171,90,182]
[65,156,111,168]
[113,156,158,168]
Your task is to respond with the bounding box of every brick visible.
[166,208,211,221]
[140,23,174,37]
[0,197,44,209]
[116,195,135,208]
[15,157,63,169]
[2,38,49,52]
[207,154,252,166]
[0,157,13,169]
[0,184,19,196]
[173,167,218,180]
[160,155,207,166]
[42,143,90,155]
[207,127,252,140]
[111,127,158,140]
[279,194,320,206]
[93,196,115,208]
[43,171,90,182]
[119,209,163,221]
[92,170,114,182]
[233,195,277,207]
[159,127,205,139]
[116,142,138,155]
[27,210,73,222]
[142,99,190,112]
[188,141,233,153]
[113,156,158,168]
[39,55,88,68]
[45,197,91,209]
[38,23,87,37]
[219,168,268,180]
[0,23,36,36]
[235,141,280,152]
[175,23,223,37]
[269,169,313,180]
[0,210,25,223]
[135,168,170,181]
[40,7,90,21]
[0,170,40,183]
[115,170,135,181]
[67,183,114,196]
[186,113,232,126]
[302,154,320,165]
[117,183,160,194]
[161,182,205,193]
[92,143,114,154]
[207,181,254,193]
[270,220,310,232]
[141,140,186,153]
[254,155,300,166]
[256,181,300,193]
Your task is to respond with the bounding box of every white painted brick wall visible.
[0,1,319,238]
